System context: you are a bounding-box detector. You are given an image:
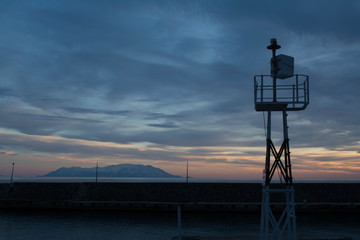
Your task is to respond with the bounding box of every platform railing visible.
[254,74,309,111]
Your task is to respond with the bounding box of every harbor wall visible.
[1,182,359,212]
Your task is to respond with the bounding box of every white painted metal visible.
[177,205,182,240]
[260,186,296,240]
[260,108,297,239]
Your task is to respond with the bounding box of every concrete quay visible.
[1,182,359,212]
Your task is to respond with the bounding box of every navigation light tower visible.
[254,38,309,240]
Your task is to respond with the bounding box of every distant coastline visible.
[37,164,181,178]
[1,176,359,184]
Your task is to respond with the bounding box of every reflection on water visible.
[0,210,359,240]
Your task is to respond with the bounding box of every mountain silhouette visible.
[39,164,181,178]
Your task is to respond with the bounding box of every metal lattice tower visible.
[254,38,309,240]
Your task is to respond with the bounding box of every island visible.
[38,164,181,178]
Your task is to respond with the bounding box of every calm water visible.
[0,210,359,240]
[1,178,359,239]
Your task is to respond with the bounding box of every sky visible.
[0,0,360,180]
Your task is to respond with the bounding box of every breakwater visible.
[1,182,359,212]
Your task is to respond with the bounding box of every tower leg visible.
[260,109,296,240]
[259,186,297,240]
[265,111,271,185]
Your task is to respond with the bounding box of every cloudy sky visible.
[0,0,359,180]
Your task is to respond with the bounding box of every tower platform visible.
[254,74,309,111]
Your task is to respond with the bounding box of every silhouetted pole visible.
[265,38,281,186]
[267,38,280,102]
[177,205,182,240]
[186,161,189,183]
[10,163,15,183]
[95,162,99,183]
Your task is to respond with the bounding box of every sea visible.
[0,209,359,240]
[1,177,360,240]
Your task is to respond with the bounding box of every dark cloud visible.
[63,107,130,116]
[0,87,13,97]
[0,0,359,176]
[130,128,240,147]
[0,107,103,136]
[147,123,178,129]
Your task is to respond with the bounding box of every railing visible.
[254,74,309,111]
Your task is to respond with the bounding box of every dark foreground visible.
[0,209,359,240]
[1,182,359,212]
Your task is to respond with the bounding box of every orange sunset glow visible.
[0,0,359,182]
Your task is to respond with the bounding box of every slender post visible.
[306,77,310,104]
[296,74,299,102]
[186,161,189,183]
[282,110,288,140]
[272,53,277,102]
[265,111,271,185]
[286,188,291,240]
[291,186,297,240]
[292,84,295,108]
[264,188,270,239]
[267,38,281,102]
[10,163,15,183]
[95,162,99,183]
[260,75,264,102]
[282,109,293,184]
[177,205,182,240]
